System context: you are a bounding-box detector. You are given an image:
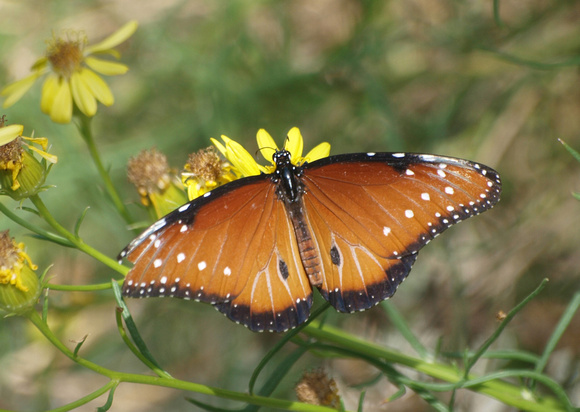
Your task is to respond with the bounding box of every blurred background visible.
[1,0,579,411]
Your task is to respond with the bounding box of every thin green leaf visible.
[478,46,580,70]
[559,139,580,163]
[444,349,540,364]
[96,383,118,412]
[111,280,169,376]
[531,292,580,388]
[42,289,49,322]
[20,205,41,216]
[464,278,548,375]
[387,385,406,403]
[243,346,310,412]
[350,373,382,390]
[185,396,237,412]
[75,206,91,237]
[381,301,429,359]
[73,335,88,357]
[248,302,331,395]
[357,390,366,412]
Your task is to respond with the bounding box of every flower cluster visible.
[1,21,137,124]
[128,128,331,218]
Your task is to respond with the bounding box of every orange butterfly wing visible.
[299,153,501,312]
[121,177,313,332]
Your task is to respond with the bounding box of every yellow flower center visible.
[127,148,172,198]
[185,147,223,182]
[0,137,23,166]
[47,34,86,78]
[0,231,37,292]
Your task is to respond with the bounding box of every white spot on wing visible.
[180,224,188,232]
[177,253,186,263]
[224,266,231,276]
[178,203,191,212]
[160,276,167,284]
[198,261,207,271]
[393,153,405,158]
[437,169,446,178]
[405,209,414,218]
[421,192,430,201]
[383,226,391,236]
[154,259,162,268]
[445,187,454,194]
[405,169,415,176]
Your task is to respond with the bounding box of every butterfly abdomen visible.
[288,202,323,286]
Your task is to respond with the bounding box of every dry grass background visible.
[1,0,579,411]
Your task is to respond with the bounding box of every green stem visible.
[30,194,127,276]
[77,115,134,225]
[25,310,337,412]
[46,280,121,292]
[302,323,567,412]
[0,200,73,247]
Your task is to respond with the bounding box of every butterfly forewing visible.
[300,153,501,312]
[121,176,313,332]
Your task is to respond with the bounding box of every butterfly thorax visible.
[272,150,302,203]
[272,150,323,286]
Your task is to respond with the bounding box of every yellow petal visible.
[0,124,24,146]
[40,74,60,115]
[22,136,48,151]
[30,57,48,72]
[302,142,331,164]
[26,144,58,164]
[49,78,73,124]
[222,135,261,177]
[85,56,129,76]
[285,127,304,164]
[79,69,114,106]
[71,71,97,116]
[256,129,279,165]
[85,21,138,55]
[210,137,228,158]
[1,72,43,108]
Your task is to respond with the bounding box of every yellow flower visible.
[181,146,239,201]
[127,148,187,219]
[1,21,138,124]
[0,230,41,314]
[210,127,331,179]
[0,118,57,199]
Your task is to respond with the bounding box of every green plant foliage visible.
[1,1,579,411]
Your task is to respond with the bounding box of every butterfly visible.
[119,149,501,332]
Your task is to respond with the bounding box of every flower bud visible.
[0,231,41,314]
[127,148,187,219]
